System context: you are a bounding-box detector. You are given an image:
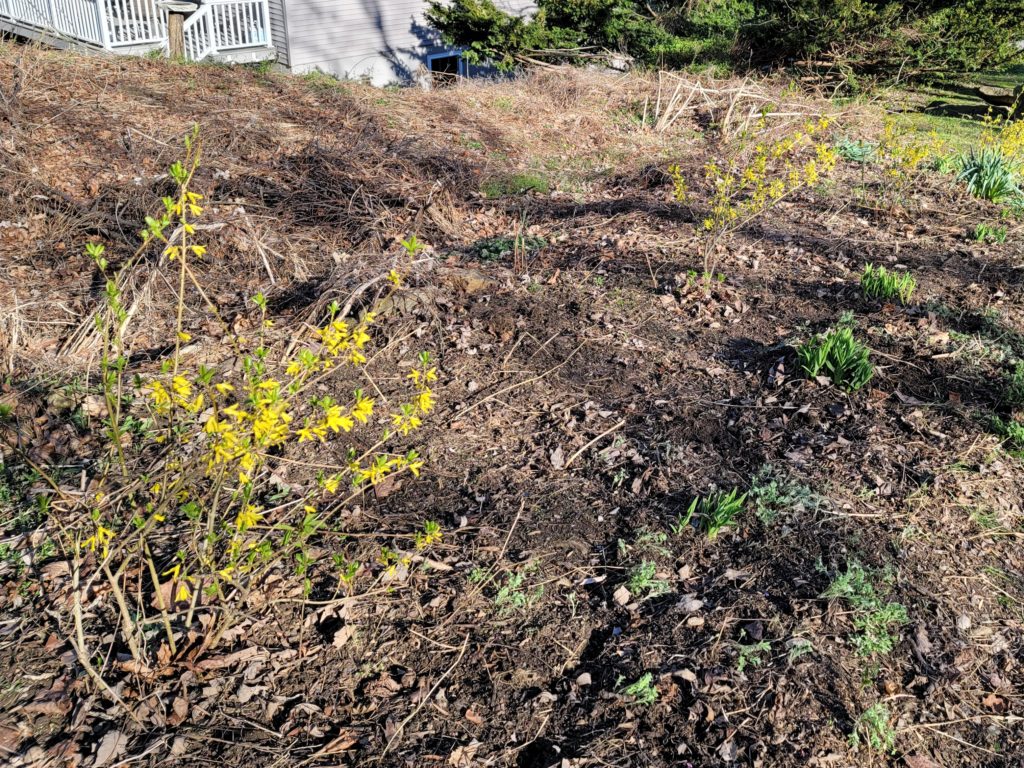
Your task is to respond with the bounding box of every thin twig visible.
[562,419,626,470]
[460,340,590,416]
[381,633,470,756]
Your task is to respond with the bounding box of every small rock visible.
[956,614,972,632]
[742,620,764,641]
[575,672,592,687]
[613,586,631,606]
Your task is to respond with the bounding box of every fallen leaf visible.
[168,696,189,726]
[982,692,1007,713]
[94,730,128,768]
[170,736,188,757]
[449,740,481,766]
[0,722,28,754]
[914,624,933,657]
[905,756,944,768]
[722,568,751,581]
[549,446,565,470]
[333,624,355,649]
[315,730,359,755]
[82,395,107,418]
[236,684,266,704]
[677,594,703,613]
[717,739,737,762]
[674,668,698,684]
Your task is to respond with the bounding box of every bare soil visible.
[0,44,1023,768]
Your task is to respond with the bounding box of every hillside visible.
[1,45,1023,768]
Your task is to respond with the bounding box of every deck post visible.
[158,1,198,59]
[167,11,184,57]
[95,0,111,49]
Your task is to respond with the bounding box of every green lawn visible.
[894,64,1023,153]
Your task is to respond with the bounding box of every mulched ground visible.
[0,44,1022,768]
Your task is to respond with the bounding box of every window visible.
[427,52,466,86]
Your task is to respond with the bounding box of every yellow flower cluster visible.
[317,314,373,367]
[70,125,442,659]
[82,523,114,560]
[201,378,292,482]
[144,317,435,495]
[295,392,373,443]
[979,109,1024,163]
[687,117,837,236]
[877,118,944,182]
[392,361,437,436]
[149,375,204,416]
[342,358,435,486]
[163,191,206,261]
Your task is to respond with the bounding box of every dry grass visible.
[0,45,847,377]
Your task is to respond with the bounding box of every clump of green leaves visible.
[626,560,670,599]
[748,465,820,523]
[786,638,814,662]
[835,137,876,163]
[797,322,874,392]
[301,70,348,93]
[427,0,728,72]
[618,672,658,705]
[958,147,1020,203]
[849,703,896,753]
[677,488,746,539]
[736,640,771,673]
[990,414,1024,454]
[860,263,915,305]
[494,569,543,615]
[969,506,1004,532]
[472,234,546,262]
[480,172,549,198]
[823,562,908,656]
[618,529,670,559]
[973,222,1008,244]
[1003,360,1024,406]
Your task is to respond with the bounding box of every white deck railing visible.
[0,0,269,58]
[102,0,166,46]
[180,0,269,60]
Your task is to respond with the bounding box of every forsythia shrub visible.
[670,116,838,284]
[66,128,438,678]
[873,118,945,209]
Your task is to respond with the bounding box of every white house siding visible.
[268,0,290,66]
[282,0,536,86]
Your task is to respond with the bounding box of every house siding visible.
[268,0,289,66]
[281,0,536,86]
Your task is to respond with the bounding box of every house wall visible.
[281,0,536,86]
[267,0,290,66]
